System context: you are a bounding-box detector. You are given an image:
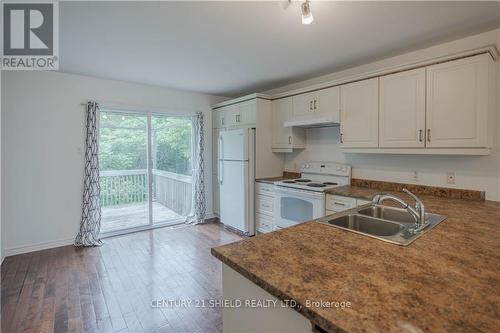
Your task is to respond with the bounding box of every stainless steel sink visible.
[317,204,446,246]
[357,206,417,224]
[328,214,404,237]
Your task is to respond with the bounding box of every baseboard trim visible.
[4,238,74,258]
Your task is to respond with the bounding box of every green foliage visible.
[153,116,192,175]
[98,112,193,206]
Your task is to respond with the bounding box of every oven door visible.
[274,186,325,229]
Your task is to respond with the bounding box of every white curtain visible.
[75,101,103,246]
[186,112,207,224]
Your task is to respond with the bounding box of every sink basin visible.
[327,214,404,237]
[357,206,417,224]
[317,203,447,246]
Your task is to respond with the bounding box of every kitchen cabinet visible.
[224,100,257,128]
[292,91,316,118]
[426,53,491,148]
[271,97,305,152]
[342,53,494,154]
[340,78,379,148]
[325,195,370,215]
[290,86,340,124]
[255,182,275,233]
[212,108,226,129]
[379,68,426,148]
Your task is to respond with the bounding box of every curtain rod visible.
[79,101,202,117]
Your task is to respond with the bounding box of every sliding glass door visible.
[151,116,193,225]
[99,110,193,235]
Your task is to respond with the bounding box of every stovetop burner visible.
[307,183,327,188]
[323,182,338,185]
[295,179,311,183]
[283,180,296,183]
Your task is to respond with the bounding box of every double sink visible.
[317,204,446,246]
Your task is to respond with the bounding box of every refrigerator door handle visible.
[218,136,223,184]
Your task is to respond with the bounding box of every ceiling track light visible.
[301,0,314,25]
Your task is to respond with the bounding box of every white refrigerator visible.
[218,128,255,236]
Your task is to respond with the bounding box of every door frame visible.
[98,107,196,238]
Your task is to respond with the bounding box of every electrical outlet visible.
[412,171,419,182]
[446,172,456,184]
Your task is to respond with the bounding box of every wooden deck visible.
[101,202,184,233]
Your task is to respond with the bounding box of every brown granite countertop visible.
[212,191,500,333]
[255,171,300,184]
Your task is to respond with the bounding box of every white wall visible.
[267,29,500,202]
[1,71,226,256]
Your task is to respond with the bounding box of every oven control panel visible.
[300,162,351,176]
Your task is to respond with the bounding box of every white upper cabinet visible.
[340,78,379,148]
[290,86,340,125]
[379,68,426,148]
[315,86,340,122]
[237,100,257,126]
[222,100,257,128]
[292,91,316,119]
[213,108,226,129]
[426,53,491,148]
[271,97,305,151]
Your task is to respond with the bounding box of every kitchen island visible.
[211,188,500,332]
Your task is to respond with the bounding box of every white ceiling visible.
[60,1,500,97]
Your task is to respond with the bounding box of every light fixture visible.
[301,0,313,25]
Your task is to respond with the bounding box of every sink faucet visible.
[372,189,427,233]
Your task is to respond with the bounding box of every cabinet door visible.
[426,54,489,148]
[272,98,293,148]
[212,109,224,129]
[315,86,340,122]
[340,78,379,148]
[225,105,238,127]
[237,100,256,126]
[292,92,315,118]
[379,68,426,148]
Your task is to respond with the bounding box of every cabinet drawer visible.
[256,195,274,215]
[255,182,275,197]
[325,195,357,212]
[356,199,371,206]
[256,213,273,233]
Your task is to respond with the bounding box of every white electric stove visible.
[274,162,351,229]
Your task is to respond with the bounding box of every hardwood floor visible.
[1,222,243,333]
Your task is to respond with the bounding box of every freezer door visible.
[220,160,250,234]
[220,128,248,161]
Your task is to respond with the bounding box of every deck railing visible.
[100,169,192,215]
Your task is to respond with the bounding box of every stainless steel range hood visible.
[284,115,340,128]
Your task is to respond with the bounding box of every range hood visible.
[284,115,340,128]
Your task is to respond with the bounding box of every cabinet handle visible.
[418,129,423,142]
[288,135,292,144]
[221,117,224,126]
[314,99,317,110]
[309,101,313,111]
[427,129,431,142]
[340,133,343,143]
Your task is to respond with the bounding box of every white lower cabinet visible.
[325,194,370,214]
[255,182,275,233]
